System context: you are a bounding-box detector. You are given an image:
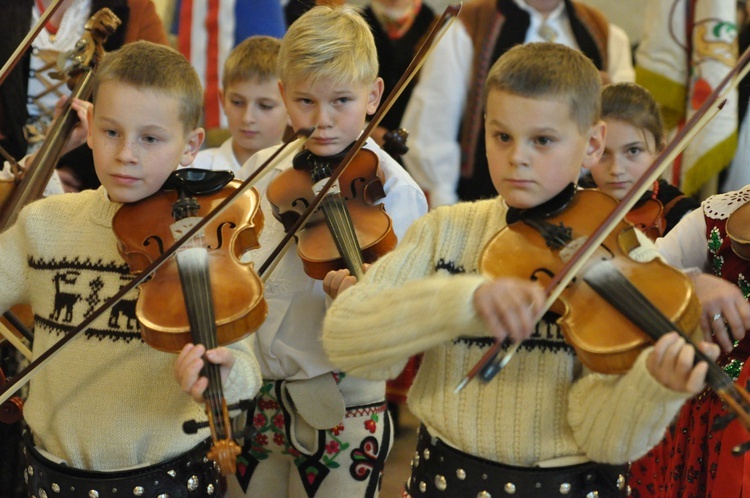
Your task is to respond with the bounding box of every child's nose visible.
[510,143,528,166]
[314,107,333,128]
[116,140,138,163]
[243,106,255,124]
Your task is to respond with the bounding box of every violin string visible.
[178,245,227,438]
[330,192,364,273]
[320,173,364,278]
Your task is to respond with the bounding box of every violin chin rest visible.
[163,169,234,196]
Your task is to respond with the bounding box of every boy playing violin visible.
[0,41,261,497]
[322,42,720,497]
[189,5,427,497]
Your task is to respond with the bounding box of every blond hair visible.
[278,4,378,86]
[601,82,665,151]
[92,41,203,131]
[222,35,281,89]
[484,42,601,132]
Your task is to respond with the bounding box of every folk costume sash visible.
[458,0,608,198]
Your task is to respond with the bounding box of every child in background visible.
[587,82,698,240]
[217,5,427,497]
[191,35,289,174]
[0,41,261,497]
[322,42,719,498]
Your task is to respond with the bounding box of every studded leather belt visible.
[405,425,629,497]
[24,433,221,498]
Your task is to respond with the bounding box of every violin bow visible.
[0,0,67,87]
[456,40,750,392]
[257,3,462,278]
[0,130,312,406]
[0,8,122,232]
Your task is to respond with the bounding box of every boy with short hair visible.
[322,42,719,497]
[211,5,427,497]
[1,40,261,497]
[192,35,289,173]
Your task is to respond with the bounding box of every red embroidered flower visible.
[364,419,377,434]
[273,413,285,428]
[325,440,340,455]
[255,433,268,446]
[330,423,345,435]
[273,433,285,446]
[253,413,267,427]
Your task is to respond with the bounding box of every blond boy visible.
[322,43,719,497]
[3,41,261,497]
[220,5,427,497]
[191,35,289,173]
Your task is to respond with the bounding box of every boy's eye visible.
[259,102,276,111]
[105,129,118,137]
[494,132,510,142]
[534,136,552,146]
[230,99,245,107]
[336,97,351,104]
[143,136,159,144]
[627,146,642,156]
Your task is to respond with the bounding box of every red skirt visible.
[629,362,750,498]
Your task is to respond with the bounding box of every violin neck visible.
[583,261,731,390]
[176,247,230,439]
[312,162,365,280]
[320,195,365,280]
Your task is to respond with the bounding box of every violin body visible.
[113,180,267,352]
[726,201,750,261]
[480,189,702,374]
[266,148,397,280]
[626,198,665,241]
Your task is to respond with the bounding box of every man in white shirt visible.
[402,0,634,208]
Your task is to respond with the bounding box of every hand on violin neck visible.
[691,272,750,353]
[646,332,720,395]
[323,264,370,300]
[472,277,545,344]
[174,343,236,404]
[58,96,92,156]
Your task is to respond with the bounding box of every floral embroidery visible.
[350,436,382,481]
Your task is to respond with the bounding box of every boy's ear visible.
[85,105,95,149]
[582,120,606,169]
[180,127,205,166]
[278,80,287,104]
[366,77,384,116]
[218,88,226,112]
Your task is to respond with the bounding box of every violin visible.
[625,182,665,241]
[0,8,121,230]
[726,200,750,261]
[266,148,397,280]
[482,188,701,373]
[113,169,267,474]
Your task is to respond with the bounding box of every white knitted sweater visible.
[323,197,689,466]
[0,187,261,470]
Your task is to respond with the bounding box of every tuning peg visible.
[732,440,750,456]
[183,419,210,434]
[712,413,736,431]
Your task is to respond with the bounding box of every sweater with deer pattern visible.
[0,187,261,470]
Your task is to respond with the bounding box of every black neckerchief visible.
[505,183,577,224]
